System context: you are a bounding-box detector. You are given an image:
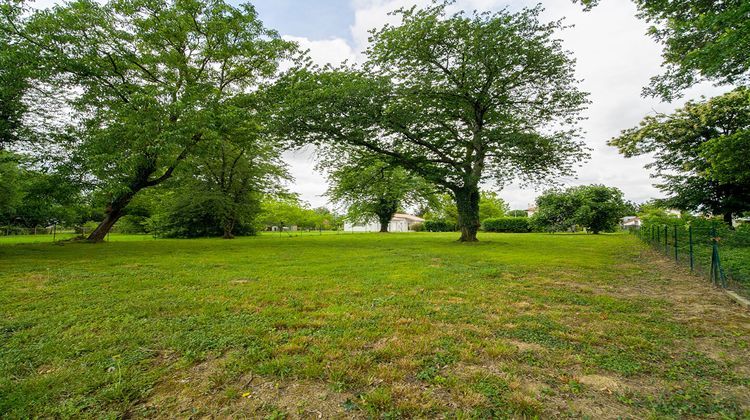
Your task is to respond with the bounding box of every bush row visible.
[482,217,531,233]
[412,217,533,233]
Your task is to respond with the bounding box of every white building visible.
[344,213,425,232]
[621,216,641,229]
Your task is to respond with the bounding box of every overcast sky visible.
[248,0,730,210]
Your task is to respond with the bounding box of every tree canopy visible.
[272,2,588,241]
[0,6,29,148]
[2,0,296,241]
[531,185,630,234]
[322,153,434,232]
[609,87,750,224]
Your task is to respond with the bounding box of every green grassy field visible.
[1,233,749,418]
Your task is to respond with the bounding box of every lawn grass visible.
[1,232,749,418]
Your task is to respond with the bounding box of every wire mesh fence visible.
[632,220,750,299]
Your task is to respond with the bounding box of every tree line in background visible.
[1,0,748,242]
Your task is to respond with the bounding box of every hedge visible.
[423,220,456,232]
[482,217,531,233]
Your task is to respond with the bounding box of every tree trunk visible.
[87,193,134,242]
[223,218,236,239]
[378,213,391,232]
[375,198,398,233]
[454,185,481,242]
[724,212,734,227]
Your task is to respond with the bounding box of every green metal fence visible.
[632,221,750,298]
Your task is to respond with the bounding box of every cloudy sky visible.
[246,0,729,210]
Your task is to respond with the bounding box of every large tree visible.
[273,3,588,241]
[609,87,750,224]
[3,0,295,241]
[578,0,750,100]
[322,154,434,233]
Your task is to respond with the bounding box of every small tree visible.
[273,2,588,241]
[530,189,580,233]
[322,154,434,232]
[478,191,510,222]
[531,185,628,234]
[571,185,629,234]
[178,98,289,239]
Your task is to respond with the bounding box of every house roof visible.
[392,213,425,222]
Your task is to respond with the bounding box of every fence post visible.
[656,225,660,246]
[673,225,678,261]
[664,225,668,255]
[709,224,727,288]
[688,225,694,272]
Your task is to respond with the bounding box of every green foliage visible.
[531,185,629,233]
[0,151,21,223]
[0,151,89,228]
[409,222,425,232]
[322,153,434,232]
[610,88,750,222]
[0,18,28,148]
[272,1,588,241]
[478,191,509,222]
[423,220,455,232]
[422,191,508,227]
[482,217,531,233]
[149,190,259,239]
[257,197,336,230]
[3,0,296,240]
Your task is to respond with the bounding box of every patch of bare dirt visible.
[139,354,358,419]
[577,374,623,393]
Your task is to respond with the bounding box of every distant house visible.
[343,213,425,232]
[269,225,298,232]
[526,206,538,217]
[665,209,682,218]
[621,216,641,229]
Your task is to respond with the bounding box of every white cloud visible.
[281,35,359,66]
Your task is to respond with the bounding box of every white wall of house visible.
[343,214,423,232]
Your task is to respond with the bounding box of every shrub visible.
[482,217,531,233]
[113,214,149,234]
[423,220,455,232]
[410,222,425,232]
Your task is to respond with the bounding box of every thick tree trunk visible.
[724,212,734,227]
[86,193,134,242]
[375,198,398,233]
[454,185,481,242]
[378,213,391,233]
